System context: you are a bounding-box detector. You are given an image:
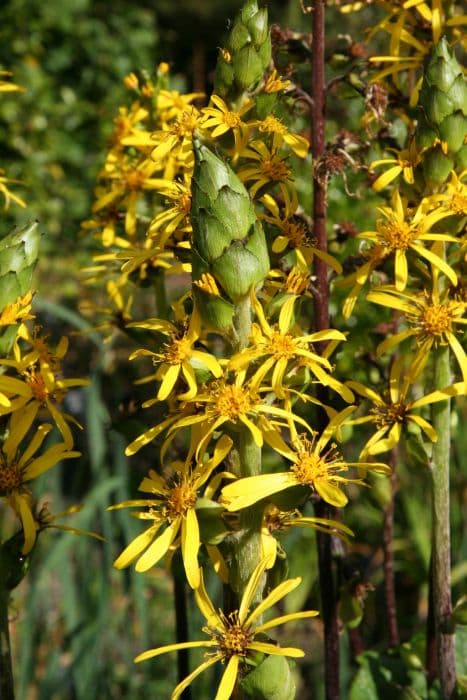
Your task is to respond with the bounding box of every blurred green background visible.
[1,1,466,699]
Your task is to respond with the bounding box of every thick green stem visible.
[230,294,263,603]
[430,344,456,699]
[0,589,15,700]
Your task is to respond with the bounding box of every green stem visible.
[230,294,263,603]
[0,588,15,700]
[430,343,456,699]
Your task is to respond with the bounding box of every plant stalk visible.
[311,2,340,698]
[383,449,399,647]
[429,343,456,699]
[173,560,191,700]
[230,294,263,604]
[0,588,15,700]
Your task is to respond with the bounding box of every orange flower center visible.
[173,110,199,137]
[214,384,252,421]
[282,219,308,248]
[419,303,454,336]
[268,331,296,360]
[377,215,416,250]
[163,336,192,365]
[26,370,50,403]
[0,461,22,493]
[222,111,241,128]
[291,435,342,486]
[371,400,408,429]
[259,116,287,135]
[167,480,196,519]
[208,611,253,659]
[124,169,146,190]
[260,155,291,183]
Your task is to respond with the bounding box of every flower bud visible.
[417,38,467,184]
[191,142,269,327]
[214,0,270,99]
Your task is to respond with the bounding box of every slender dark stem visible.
[172,563,191,700]
[383,449,399,647]
[0,589,15,700]
[311,2,339,698]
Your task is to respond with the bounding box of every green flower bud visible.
[233,45,264,90]
[214,0,270,99]
[240,654,296,700]
[0,221,40,355]
[247,8,269,46]
[422,146,454,185]
[455,144,467,171]
[191,142,269,328]
[439,112,467,153]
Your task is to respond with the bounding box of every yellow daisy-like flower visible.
[134,555,318,700]
[0,336,88,447]
[359,189,458,291]
[0,419,80,553]
[157,89,205,122]
[0,291,35,328]
[346,356,465,457]
[260,503,353,569]
[170,370,310,459]
[109,103,149,151]
[263,69,292,94]
[261,192,342,273]
[148,177,192,246]
[221,407,390,511]
[79,280,134,342]
[201,95,254,155]
[127,313,222,402]
[367,283,467,382]
[93,157,167,236]
[110,435,232,589]
[238,141,294,202]
[431,169,467,217]
[370,139,423,192]
[149,106,205,165]
[336,243,389,319]
[228,292,354,402]
[255,115,309,158]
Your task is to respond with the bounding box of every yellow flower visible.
[346,356,465,457]
[134,555,318,700]
[79,280,134,342]
[221,407,390,511]
[0,420,80,553]
[157,89,205,122]
[93,157,167,236]
[170,370,310,459]
[0,336,88,447]
[370,139,423,192]
[149,106,205,165]
[148,177,192,245]
[360,189,458,291]
[201,95,254,153]
[367,283,467,382]
[110,435,232,589]
[260,504,353,569]
[0,169,26,209]
[127,313,222,402]
[263,69,292,94]
[255,115,309,158]
[228,292,353,402]
[261,192,342,273]
[0,291,35,328]
[238,141,294,202]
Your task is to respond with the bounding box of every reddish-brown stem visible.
[383,450,400,647]
[311,3,339,699]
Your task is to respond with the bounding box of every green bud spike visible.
[233,45,264,90]
[191,141,269,327]
[0,221,40,355]
[422,146,454,185]
[214,0,270,99]
[439,112,467,153]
